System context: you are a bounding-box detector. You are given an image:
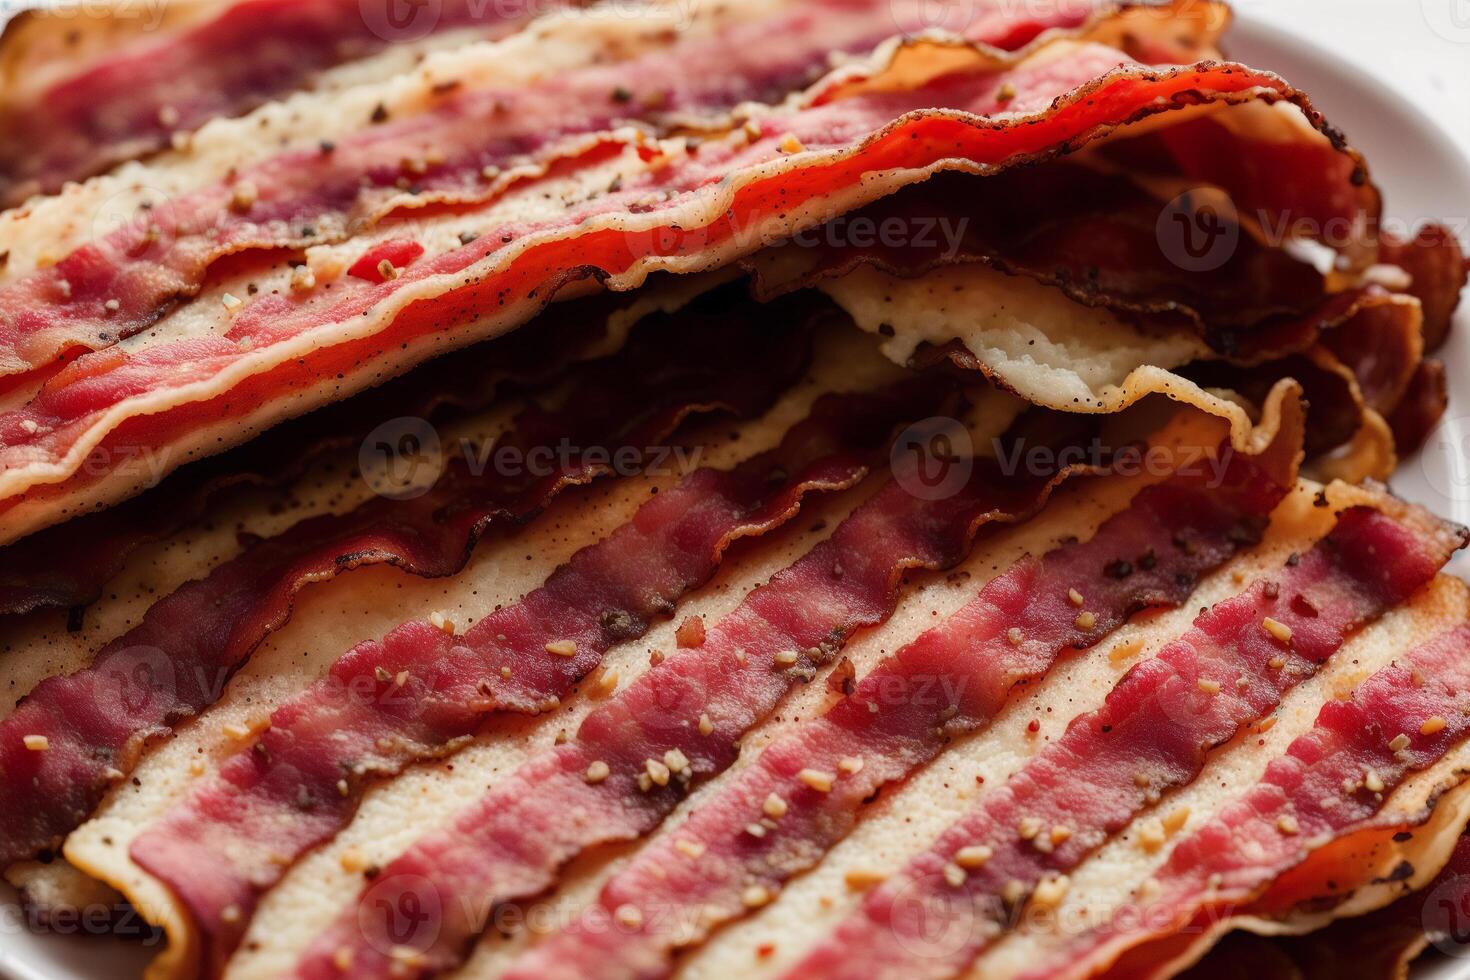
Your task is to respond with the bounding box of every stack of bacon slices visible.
[2,1,1469,979]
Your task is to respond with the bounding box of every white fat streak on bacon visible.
[647,481,1398,980]
[497,422,1296,980]
[0,0,777,284]
[282,438,1144,979]
[297,411,1259,980]
[47,325,911,972]
[781,492,1462,980]
[1008,621,1470,980]
[0,0,1187,284]
[979,586,1470,976]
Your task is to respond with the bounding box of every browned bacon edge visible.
[742,168,1445,432]
[1024,622,1470,980]
[742,165,1333,347]
[1389,359,1451,457]
[788,500,1466,980]
[1179,833,1470,980]
[0,295,820,870]
[270,428,1111,980]
[1380,225,1468,353]
[492,422,1300,980]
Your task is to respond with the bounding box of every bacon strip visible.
[0,0,1126,381]
[0,300,814,868]
[0,0,570,205]
[1181,834,1470,980]
[0,47,1358,542]
[285,445,1094,980]
[788,504,1465,980]
[501,439,1298,980]
[1379,225,1467,352]
[744,164,1330,344]
[0,293,614,617]
[1388,359,1450,456]
[1023,623,1470,980]
[0,0,1129,206]
[130,374,956,975]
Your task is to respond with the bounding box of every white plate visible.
[3,8,1470,980]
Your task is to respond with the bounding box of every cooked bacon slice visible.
[744,165,1330,345]
[787,503,1465,980]
[0,0,571,204]
[0,291,616,616]
[0,0,1145,381]
[496,433,1299,980]
[0,0,1133,205]
[1023,623,1470,980]
[1181,833,1470,980]
[1388,359,1451,456]
[281,444,1096,980]
[0,42,1364,545]
[1379,225,1467,352]
[128,374,960,974]
[0,301,816,868]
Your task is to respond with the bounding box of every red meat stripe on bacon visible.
[0,0,1107,379]
[0,0,1104,206]
[0,305,814,867]
[789,504,1465,980]
[0,53,1347,518]
[286,450,1093,980]
[500,444,1295,980]
[1022,623,1470,980]
[130,377,959,975]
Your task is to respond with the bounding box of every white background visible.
[1245,0,1470,165]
